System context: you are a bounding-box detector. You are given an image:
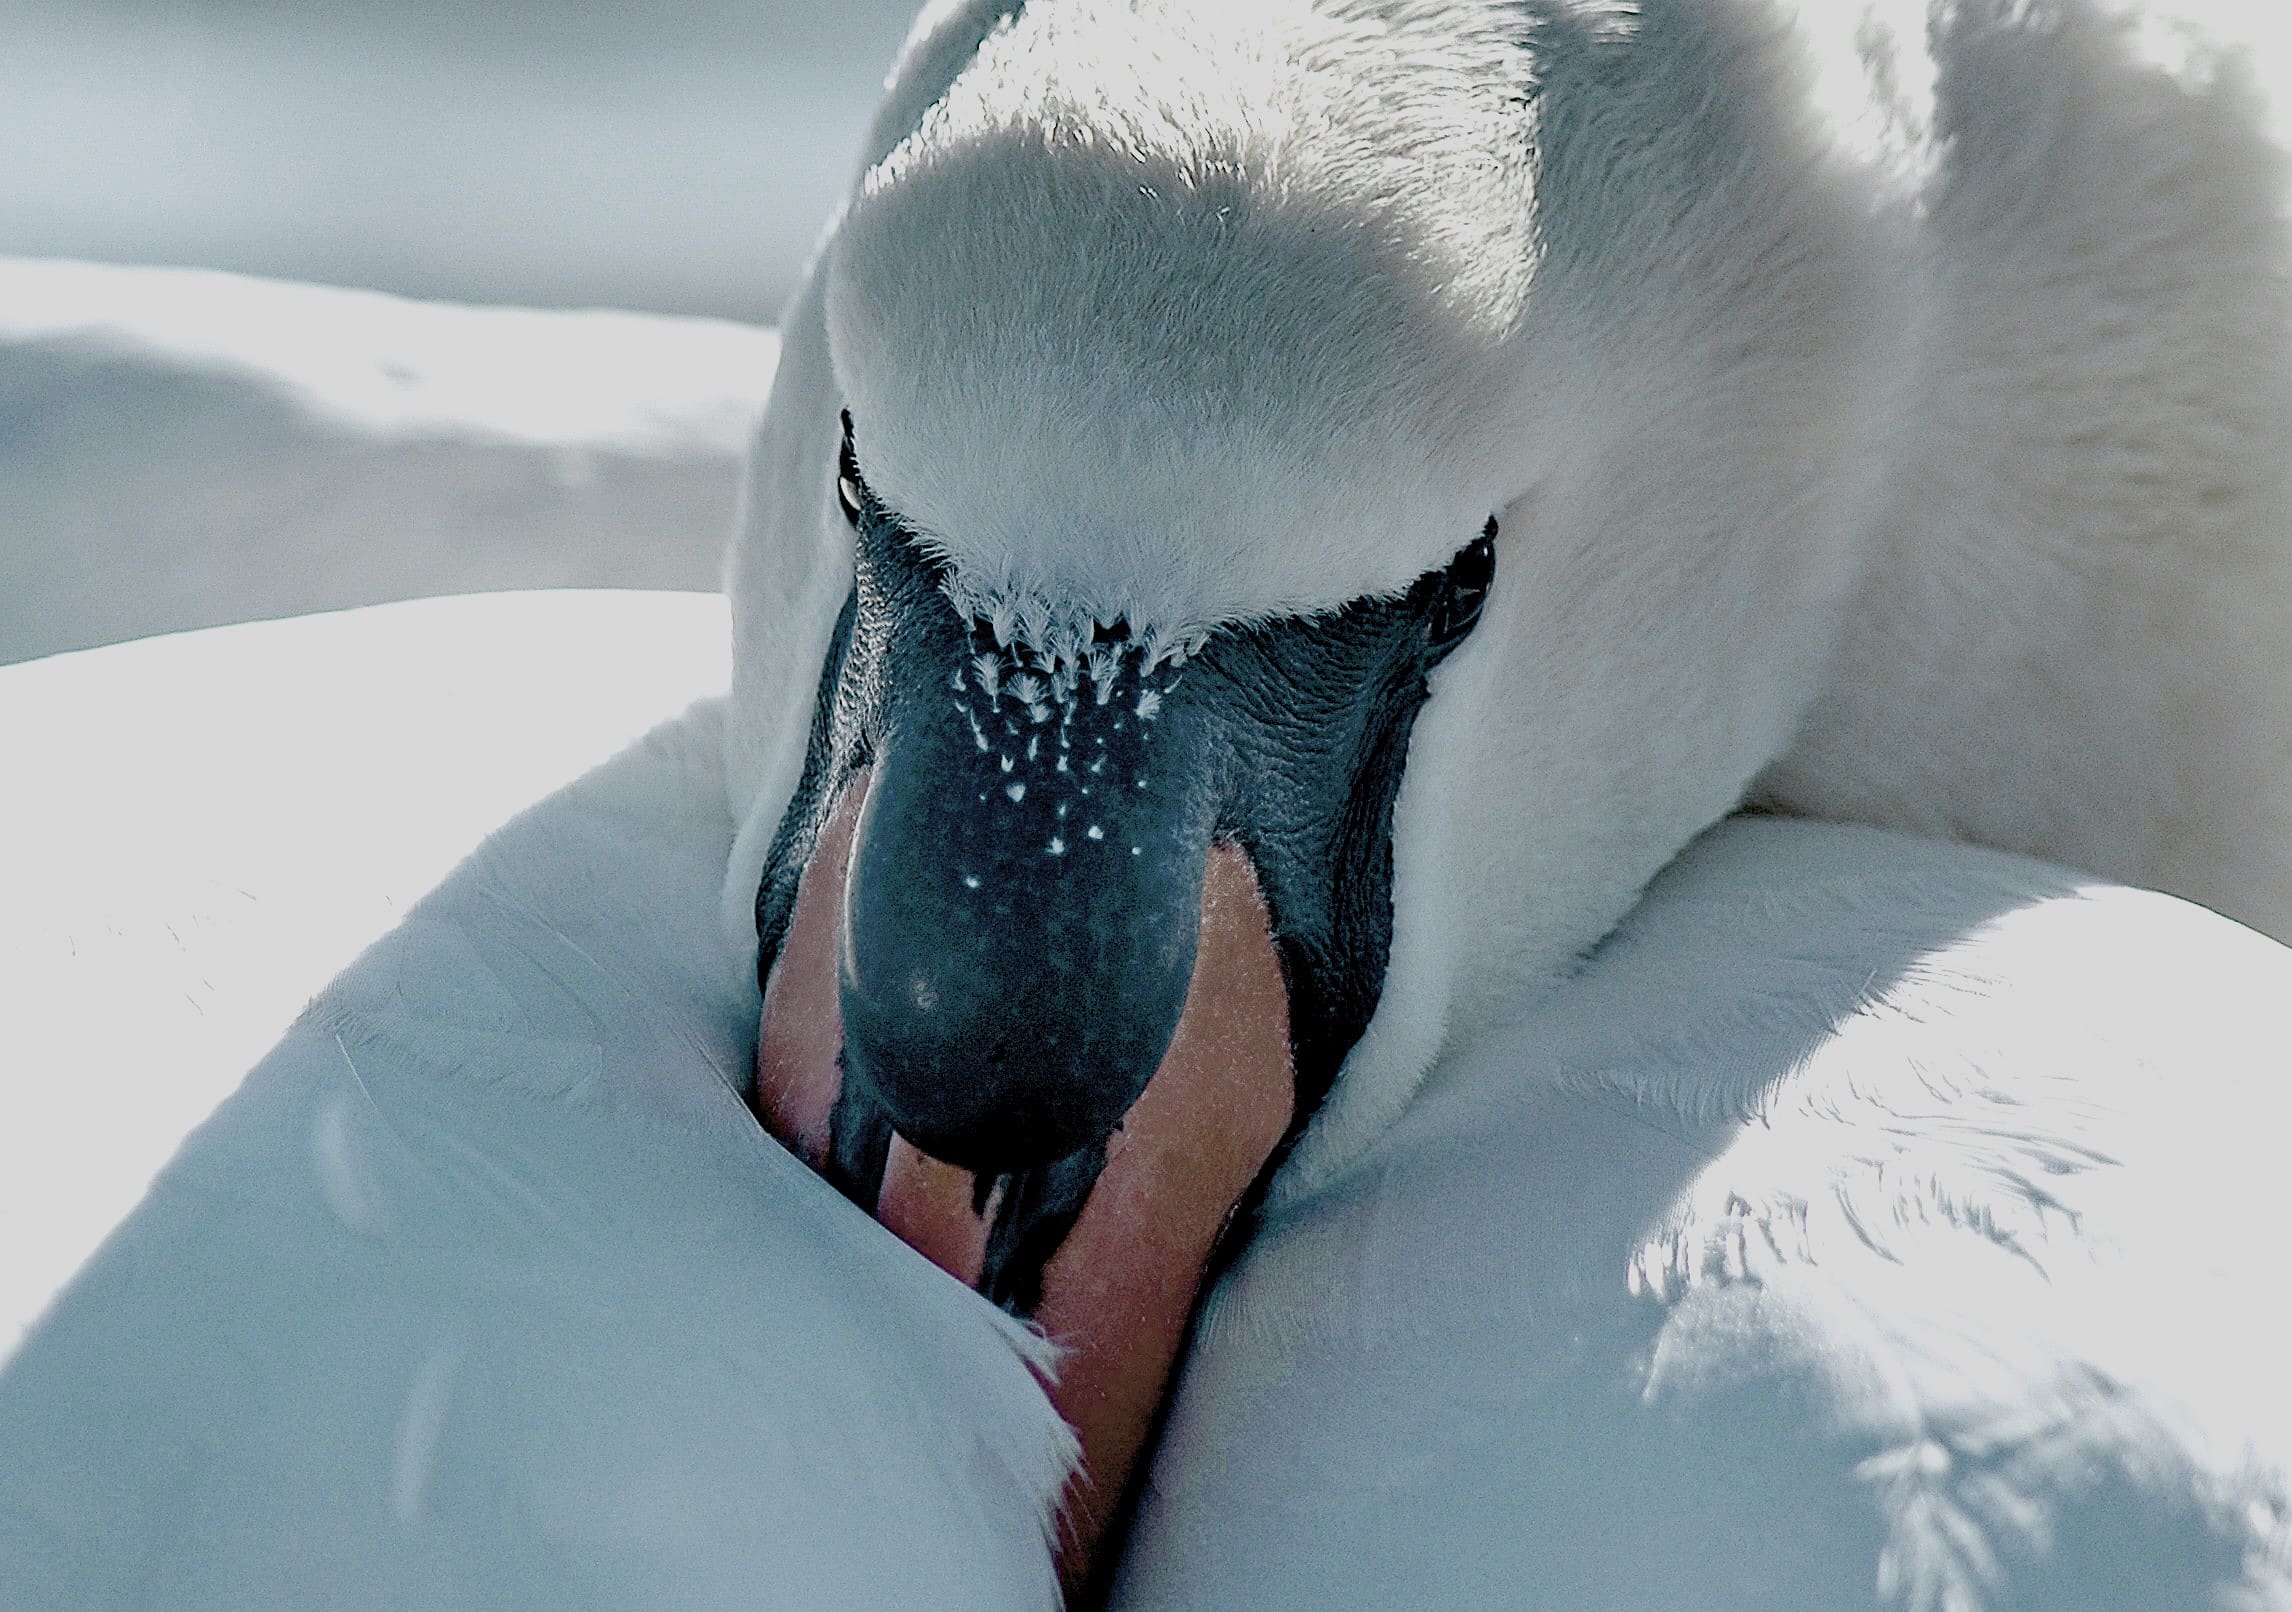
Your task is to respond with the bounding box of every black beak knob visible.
[837,648,1214,1174]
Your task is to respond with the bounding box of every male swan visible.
[4,2,2291,1607]
[725,0,2292,1584]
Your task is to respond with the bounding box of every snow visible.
[0,1,922,320]
[0,257,779,666]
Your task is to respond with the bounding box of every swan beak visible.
[754,776,1294,1583]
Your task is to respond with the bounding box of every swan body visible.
[12,0,2292,1600]
[1130,818,2292,1607]
[4,594,2288,1607]
[0,598,1071,1611]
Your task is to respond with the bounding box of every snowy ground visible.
[0,257,779,665]
[2,1,885,664]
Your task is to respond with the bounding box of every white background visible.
[2,0,922,322]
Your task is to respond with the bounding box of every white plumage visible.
[1,598,1072,1611]
[728,0,2292,1196]
[11,0,2292,1605]
[7,596,2288,1607]
[1130,818,2292,1607]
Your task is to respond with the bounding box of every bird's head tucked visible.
[751,405,1497,1310]
[732,38,1541,1325]
[723,0,1877,1583]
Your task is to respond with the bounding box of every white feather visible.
[7,590,2290,1606]
[0,598,1073,1611]
[1126,817,2292,1608]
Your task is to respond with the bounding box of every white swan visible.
[722,0,2292,1588]
[0,596,1065,1611]
[9,0,2292,1605]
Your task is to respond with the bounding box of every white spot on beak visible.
[1007,782,1027,803]
[1048,836,1066,856]
[1086,824,1105,840]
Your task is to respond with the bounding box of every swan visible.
[724,0,2292,1588]
[7,1,2292,1607]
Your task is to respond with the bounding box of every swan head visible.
[729,0,1878,1216]
[804,400,1498,1183]
[764,79,1532,1216]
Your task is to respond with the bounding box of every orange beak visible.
[754,774,1295,1592]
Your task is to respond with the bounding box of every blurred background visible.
[3,0,922,320]
[2,0,924,665]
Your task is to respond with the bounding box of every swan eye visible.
[836,411,865,528]
[1430,518,1498,647]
